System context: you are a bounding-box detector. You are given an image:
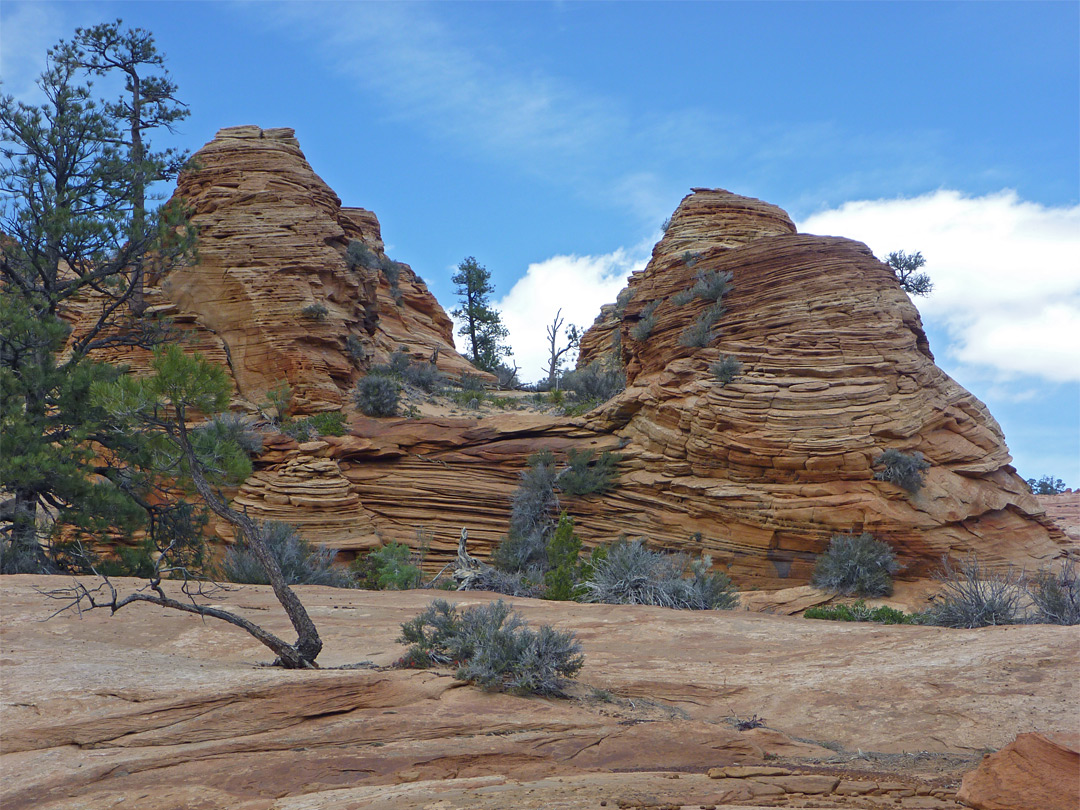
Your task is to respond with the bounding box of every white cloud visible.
[493,245,648,383]
[799,190,1080,383]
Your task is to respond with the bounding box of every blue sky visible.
[3,1,1078,487]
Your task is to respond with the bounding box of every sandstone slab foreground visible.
[1,576,1075,809]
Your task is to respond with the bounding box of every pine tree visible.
[0,39,193,570]
[886,250,933,297]
[451,256,511,373]
[57,20,190,314]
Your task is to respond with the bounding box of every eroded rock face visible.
[159,125,477,412]
[65,140,1072,586]
[566,188,1068,584]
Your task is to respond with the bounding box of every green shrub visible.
[397,599,584,695]
[380,256,402,286]
[710,355,742,386]
[682,250,701,268]
[281,410,347,441]
[353,374,400,417]
[811,533,899,597]
[1027,475,1066,495]
[544,512,583,601]
[804,600,918,624]
[301,302,329,321]
[629,300,661,341]
[922,556,1023,628]
[1026,559,1080,625]
[354,542,422,590]
[873,449,930,494]
[581,539,738,610]
[220,521,353,588]
[308,410,346,436]
[558,449,620,497]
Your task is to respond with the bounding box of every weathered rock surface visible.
[956,732,1080,810]
[79,125,475,415]
[1037,491,1080,542]
[64,133,1073,586]
[245,188,1071,586]
[1,576,1075,809]
[569,188,1069,583]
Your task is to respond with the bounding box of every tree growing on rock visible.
[0,42,193,571]
[46,346,326,668]
[56,19,190,315]
[451,256,511,373]
[886,250,932,297]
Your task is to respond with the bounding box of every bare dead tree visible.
[544,309,581,390]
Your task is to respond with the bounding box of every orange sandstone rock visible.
[957,732,1080,810]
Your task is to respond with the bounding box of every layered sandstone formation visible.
[2,577,1076,809]
[64,129,1071,585]
[268,189,1068,586]
[131,125,476,413]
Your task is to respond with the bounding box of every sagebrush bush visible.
[353,374,400,417]
[811,533,899,597]
[300,303,328,321]
[709,354,742,386]
[495,452,559,572]
[397,599,584,695]
[0,539,49,574]
[220,521,353,588]
[562,361,626,403]
[460,373,486,392]
[460,566,545,597]
[921,556,1023,628]
[614,287,635,317]
[873,449,930,494]
[557,449,620,497]
[346,240,379,270]
[1026,559,1080,625]
[629,300,660,341]
[581,539,738,610]
[197,413,264,456]
[345,335,365,362]
[689,269,733,302]
[671,288,695,307]
[402,361,442,392]
[677,318,714,349]
[354,542,422,590]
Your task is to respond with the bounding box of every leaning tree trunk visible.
[183,439,322,668]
